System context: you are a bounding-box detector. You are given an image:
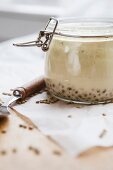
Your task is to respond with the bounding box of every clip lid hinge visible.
[13,17,58,51]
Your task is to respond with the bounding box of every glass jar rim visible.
[48,17,113,38]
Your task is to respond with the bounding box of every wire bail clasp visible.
[13,17,58,51]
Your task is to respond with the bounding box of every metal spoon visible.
[0,77,45,118]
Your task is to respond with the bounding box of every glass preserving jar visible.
[14,18,113,104]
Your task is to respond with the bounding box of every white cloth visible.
[1,35,113,156]
[14,92,113,156]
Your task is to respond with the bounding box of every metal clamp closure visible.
[13,17,58,51]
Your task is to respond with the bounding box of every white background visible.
[0,0,113,41]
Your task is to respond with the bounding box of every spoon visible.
[0,77,46,118]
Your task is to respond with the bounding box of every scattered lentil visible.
[28,146,33,151]
[102,113,106,116]
[53,150,62,156]
[12,148,17,153]
[1,150,6,155]
[36,95,58,104]
[28,127,33,130]
[99,129,107,138]
[34,148,40,155]
[19,124,27,129]
[1,130,6,134]
[67,115,72,118]
[19,124,23,128]
[23,125,27,129]
[17,100,27,104]
[2,92,12,96]
[28,146,40,155]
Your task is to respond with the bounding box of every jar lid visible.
[48,18,113,37]
[13,17,113,51]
